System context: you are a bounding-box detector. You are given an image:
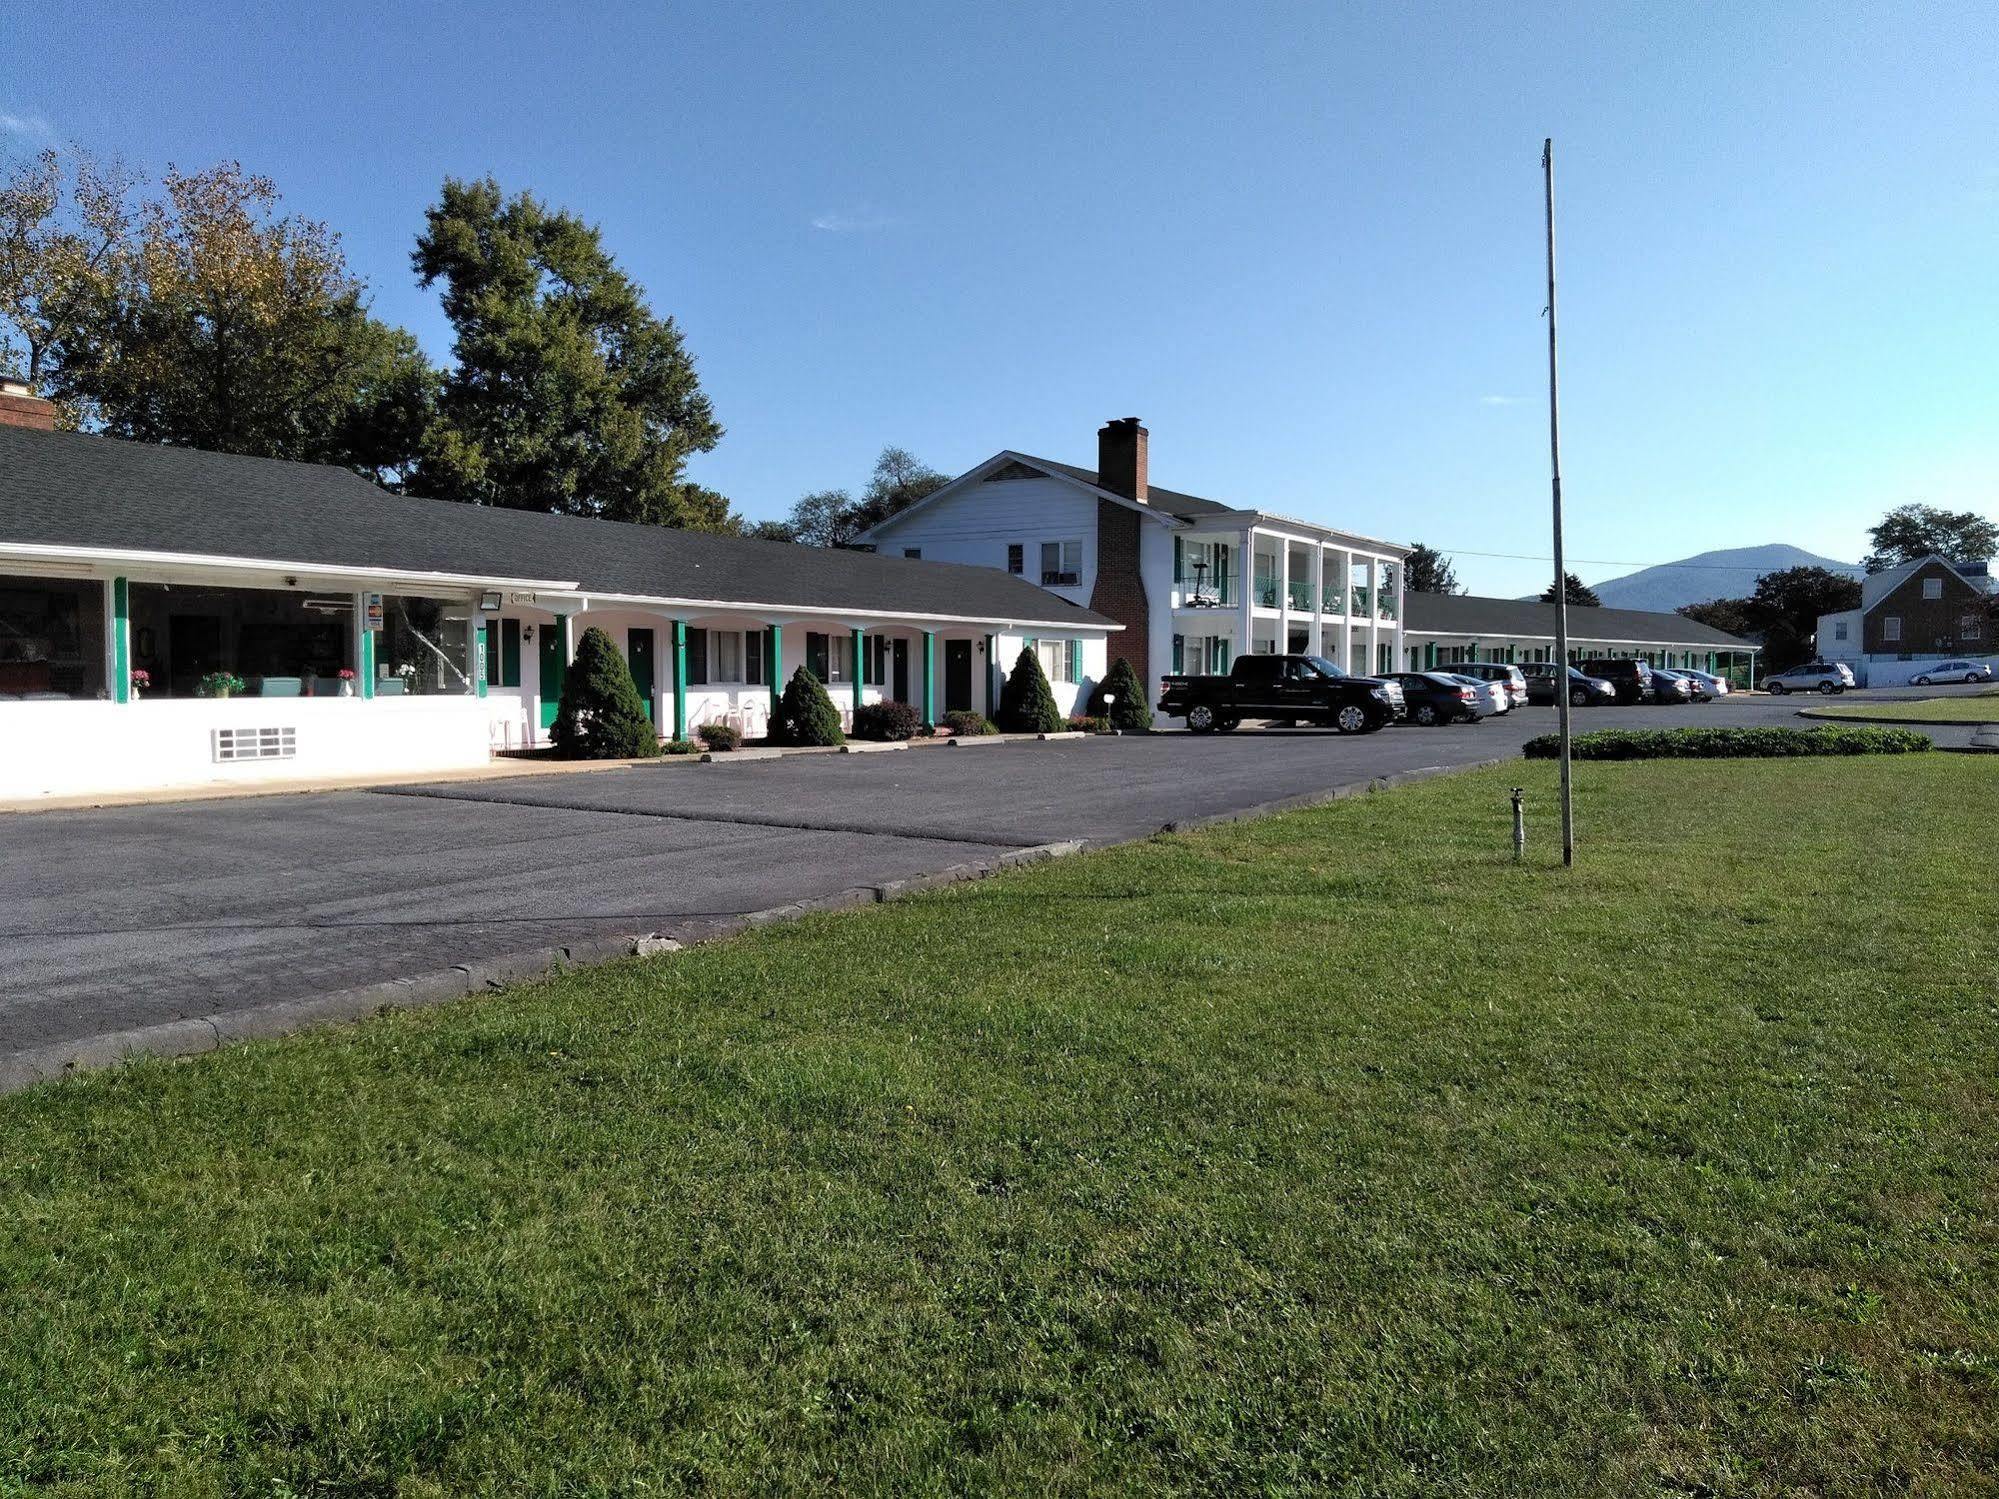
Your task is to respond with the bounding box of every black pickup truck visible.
[1157,654,1405,734]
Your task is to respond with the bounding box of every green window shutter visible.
[485,623,501,687]
[1069,639,1080,683]
[746,630,765,686]
[1173,536,1184,583]
[686,627,709,686]
[1173,634,1184,672]
[500,618,522,686]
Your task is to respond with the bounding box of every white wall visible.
[869,476,1100,611]
[1851,655,1999,688]
[1,696,493,802]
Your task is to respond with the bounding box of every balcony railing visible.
[1287,580,1315,611]
[1177,570,1235,608]
[1254,579,1279,609]
[1351,586,1372,615]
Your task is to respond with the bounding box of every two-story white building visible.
[860,419,1411,691]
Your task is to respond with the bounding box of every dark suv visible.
[1578,658,1654,705]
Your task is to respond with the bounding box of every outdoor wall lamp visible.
[479,590,504,611]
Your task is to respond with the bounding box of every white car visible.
[1455,661,1530,708]
[1443,672,1510,715]
[1910,660,1994,686]
[1674,667,1730,697]
[1764,660,1856,695]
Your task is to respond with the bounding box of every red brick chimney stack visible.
[1096,416,1148,503]
[0,379,57,431]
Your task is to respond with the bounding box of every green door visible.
[538,621,566,730]
[628,628,657,727]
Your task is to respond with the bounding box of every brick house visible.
[1817,554,1998,685]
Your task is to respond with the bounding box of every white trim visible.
[547,589,1120,632]
[857,450,1179,541]
[0,542,575,594]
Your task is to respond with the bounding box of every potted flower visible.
[198,670,247,699]
[338,667,356,698]
[129,668,150,699]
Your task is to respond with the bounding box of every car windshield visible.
[1305,656,1346,678]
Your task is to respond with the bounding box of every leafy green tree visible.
[773,665,845,746]
[550,627,661,759]
[1861,503,1999,572]
[780,446,951,547]
[1676,597,1755,637]
[1402,543,1462,595]
[1087,656,1153,731]
[412,176,724,526]
[1540,572,1602,607]
[42,161,434,482]
[1748,565,1861,669]
[0,147,137,409]
[997,646,1063,733]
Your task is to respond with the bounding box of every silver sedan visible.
[1443,673,1510,716]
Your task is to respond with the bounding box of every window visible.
[1964,614,1986,642]
[376,595,472,696]
[745,629,767,686]
[1034,637,1078,683]
[485,617,523,688]
[1040,540,1082,587]
[1883,615,1902,642]
[903,547,922,560]
[1923,577,1943,600]
[863,635,889,687]
[1006,543,1024,575]
[1833,621,1848,641]
[0,574,106,699]
[711,630,744,683]
[126,581,360,699]
[828,634,854,684]
[686,627,709,685]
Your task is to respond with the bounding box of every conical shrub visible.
[997,645,1063,733]
[551,626,661,759]
[774,665,845,746]
[1087,655,1153,732]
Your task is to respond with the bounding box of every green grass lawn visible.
[4,758,1996,1496]
[1808,691,1999,723]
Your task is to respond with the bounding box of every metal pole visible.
[1512,787,1526,861]
[1544,138,1575,866]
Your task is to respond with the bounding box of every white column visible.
[1277,542,1292,654]
[1394,557,1406,669]
[1367,557,1382,676]
[1236,526,1256,661]
[1312,543,1327,658]
[1338,549,1355,671]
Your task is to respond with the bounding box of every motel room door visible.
[944,639,973,712]
[627,628,657,728]
[538,625,565,731]
[891,639,909,703]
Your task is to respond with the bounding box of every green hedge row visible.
[1522,725,1933,760]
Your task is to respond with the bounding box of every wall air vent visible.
[212,726,297,763]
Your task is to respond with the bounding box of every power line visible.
[1429,545,1855,574]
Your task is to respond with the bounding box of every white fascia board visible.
[562,587,1122,632]
[0,542,576,594]
[857,451,1175,541]
[1201,511,1412,554]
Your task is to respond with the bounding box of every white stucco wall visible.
[1,696,493,802]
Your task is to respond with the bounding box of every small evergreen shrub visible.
[663,739,699,755]
[941,709,996,737]
[773,666,845,747]
[853,700,922,741]
[696,722,743,752]
[1087,656,1154,732]
[1523,725,1933,761]
[551,627,661,760]
[1067,714,1110,734]
[997,646,1063,734]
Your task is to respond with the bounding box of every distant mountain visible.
[1587,544,1862,613]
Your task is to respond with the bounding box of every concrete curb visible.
[1795,707,1999,728]
[0,839,1091,1096]
[838,741,907,754]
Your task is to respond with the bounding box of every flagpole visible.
[1543,138,1575,866]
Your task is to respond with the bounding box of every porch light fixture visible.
[479,590,504,612]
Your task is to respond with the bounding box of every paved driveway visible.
[1,693,1974,1065]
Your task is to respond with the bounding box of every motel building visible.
[1400,592,1762,682]
[0,394,1118,803]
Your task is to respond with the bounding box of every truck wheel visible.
[1334,704,1367,734]
[1217,716,1240,732]
[1186,704,1216,734]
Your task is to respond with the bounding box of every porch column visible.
[671,619,688,741]
[356,591,376,700]
[1277,543,1291,651]
[851,627,865,717]
[1238,527,1258,663]
[1469,639,1480,664]
[474,619,489,699]
[1424,641,1437,669]
[1312,544,1327,658]
[985,633,999,712]
[769,623,784,723]
[1338,547,1356,670]
[1367,557,1382,676]
[110,576,131,704]
[922,630,936,724]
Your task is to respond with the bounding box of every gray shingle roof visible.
[1404,591,1758,649]
[1018,455,1235,519]
[0,426,1116,627]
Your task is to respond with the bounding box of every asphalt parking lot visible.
[1,688,1981,1068]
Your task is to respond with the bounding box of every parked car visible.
[1674,667,1730,698]
[1157,653,1403,734]
[1764,660,1856,695]
[1442,672,1510,716]
[1385,672,1484,726]
[1647,667,1700,704]
[1578,657,1655,705]
[1521,662,1618,707]
[1456,661,1529,708]
[1910,660,1994,686]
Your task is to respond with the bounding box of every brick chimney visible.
[1097,417,1148,503]
[1089,417,1152,690]
[0,379,57,431]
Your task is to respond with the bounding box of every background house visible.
[1817,555,1996,685]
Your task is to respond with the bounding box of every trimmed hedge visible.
[773,667,845,747]
[941,709,996,737]
[997,647,1064,734]
[696,722,743,752]
[1523,726,1933,761]
[853,700,922,741]
[1087,656,1154,732]
[551,627,662,760]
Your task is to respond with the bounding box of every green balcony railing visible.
[1287,580,1315,611]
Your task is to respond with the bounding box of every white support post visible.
[1312,543,1327,659]
[1277,542,1292,654]
[1236,525,1256,662]
[1367,557,1382,677]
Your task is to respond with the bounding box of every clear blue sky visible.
[6,1,1995,595]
